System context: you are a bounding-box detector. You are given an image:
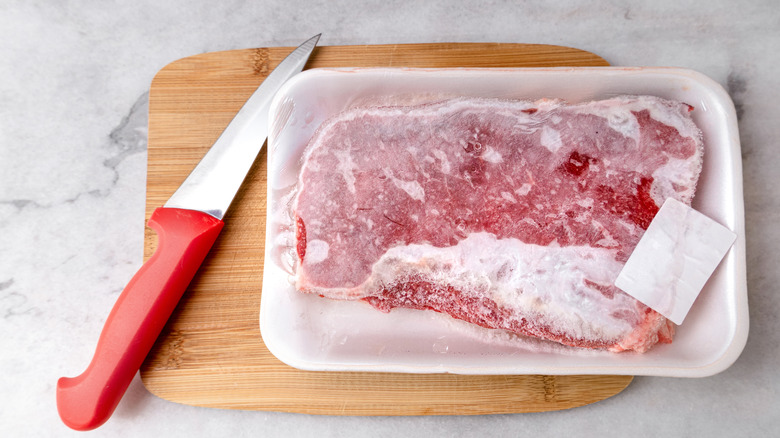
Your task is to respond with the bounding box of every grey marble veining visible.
[2,1,779,436]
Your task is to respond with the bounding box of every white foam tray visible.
[260,67,747,377]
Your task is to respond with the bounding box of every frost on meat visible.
[292,96,703,353]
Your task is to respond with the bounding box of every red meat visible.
[292,96,702,353]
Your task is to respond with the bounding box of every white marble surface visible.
[1,1,778,436]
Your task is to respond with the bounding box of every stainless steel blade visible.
[164,34,320,219]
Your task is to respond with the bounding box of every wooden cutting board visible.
[140,42,633,415]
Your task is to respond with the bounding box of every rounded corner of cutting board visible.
[142,42,629,415]
[137,371,180,405]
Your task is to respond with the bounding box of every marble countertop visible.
[2,1,778,436]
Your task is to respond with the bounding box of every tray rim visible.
[260,66,749,378]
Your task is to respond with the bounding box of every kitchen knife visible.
[56,34,320,431]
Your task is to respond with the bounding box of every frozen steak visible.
[292,96,703,353]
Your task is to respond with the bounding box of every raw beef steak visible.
[292,96,703,353]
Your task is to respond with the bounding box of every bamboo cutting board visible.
[141,42,633,415]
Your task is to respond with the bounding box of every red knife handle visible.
[56,207,224,431]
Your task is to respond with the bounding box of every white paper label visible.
[615,198,736,325]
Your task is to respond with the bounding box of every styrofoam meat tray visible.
[260,67,747,377]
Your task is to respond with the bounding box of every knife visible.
[56,34,320,431]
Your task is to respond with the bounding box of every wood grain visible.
[141,42,632,415]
